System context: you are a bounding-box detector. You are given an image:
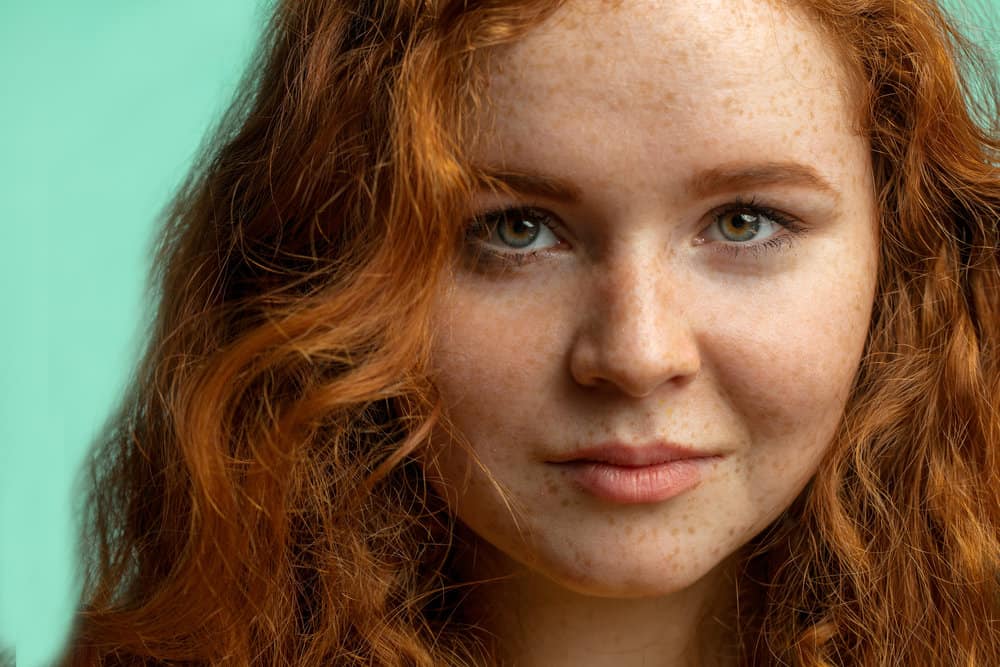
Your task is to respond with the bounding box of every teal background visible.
[1,2,268,665]
[0,1,996,665]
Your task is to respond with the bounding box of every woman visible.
[62,0,999,665]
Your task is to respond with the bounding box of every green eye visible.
[493,210,544,248]
[704,197,807,259]
[463,206,565,268]
[717,210,764,242]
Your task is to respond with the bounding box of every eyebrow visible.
[685,161,842,204]
[471,167,583,203]
[472,160,841,205]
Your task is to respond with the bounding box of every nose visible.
[568,253,701,398]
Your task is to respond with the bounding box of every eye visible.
[697,197,806,258]
[702,200,795,244]
[463,206,565,266]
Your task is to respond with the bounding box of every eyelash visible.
[462,196,806,268]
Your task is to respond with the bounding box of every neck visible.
[449,527,740,667]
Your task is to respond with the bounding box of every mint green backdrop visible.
[0,1,996,666]
[1,2,267,665]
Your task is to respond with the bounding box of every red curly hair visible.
[60,0,999,664]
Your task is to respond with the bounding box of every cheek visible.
[711,241,873,424]
[703,261,873,505]
[713,311,859,436]
[425,290,573,535]
[426,295,537,476]
[429,285,561,427]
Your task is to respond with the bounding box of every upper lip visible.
[547,440,716,467]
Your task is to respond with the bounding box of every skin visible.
[424,0,879,664]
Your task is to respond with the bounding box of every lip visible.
[547,441,721,504]
[546,441,713,467]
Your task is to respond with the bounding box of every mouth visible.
[546,440,715,467]
[545,440,722,504]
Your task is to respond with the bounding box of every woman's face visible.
[426,0,878,598]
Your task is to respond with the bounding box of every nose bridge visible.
[605,255,667,342]
[570,249,700,396]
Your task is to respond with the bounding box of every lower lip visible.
[558,458,716,504]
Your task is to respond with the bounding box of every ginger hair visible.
[60,0,998,664]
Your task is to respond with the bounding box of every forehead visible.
[471,0,864,201]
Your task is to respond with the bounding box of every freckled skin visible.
[424,0,878,665]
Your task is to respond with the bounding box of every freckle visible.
[608,515,617,526]
[728,527,736,536]
[670,527,680,537]
[687,526,695,535]
[561,498,570,507]
[624,525,633,536]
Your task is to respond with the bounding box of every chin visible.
[525,544,730,600]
